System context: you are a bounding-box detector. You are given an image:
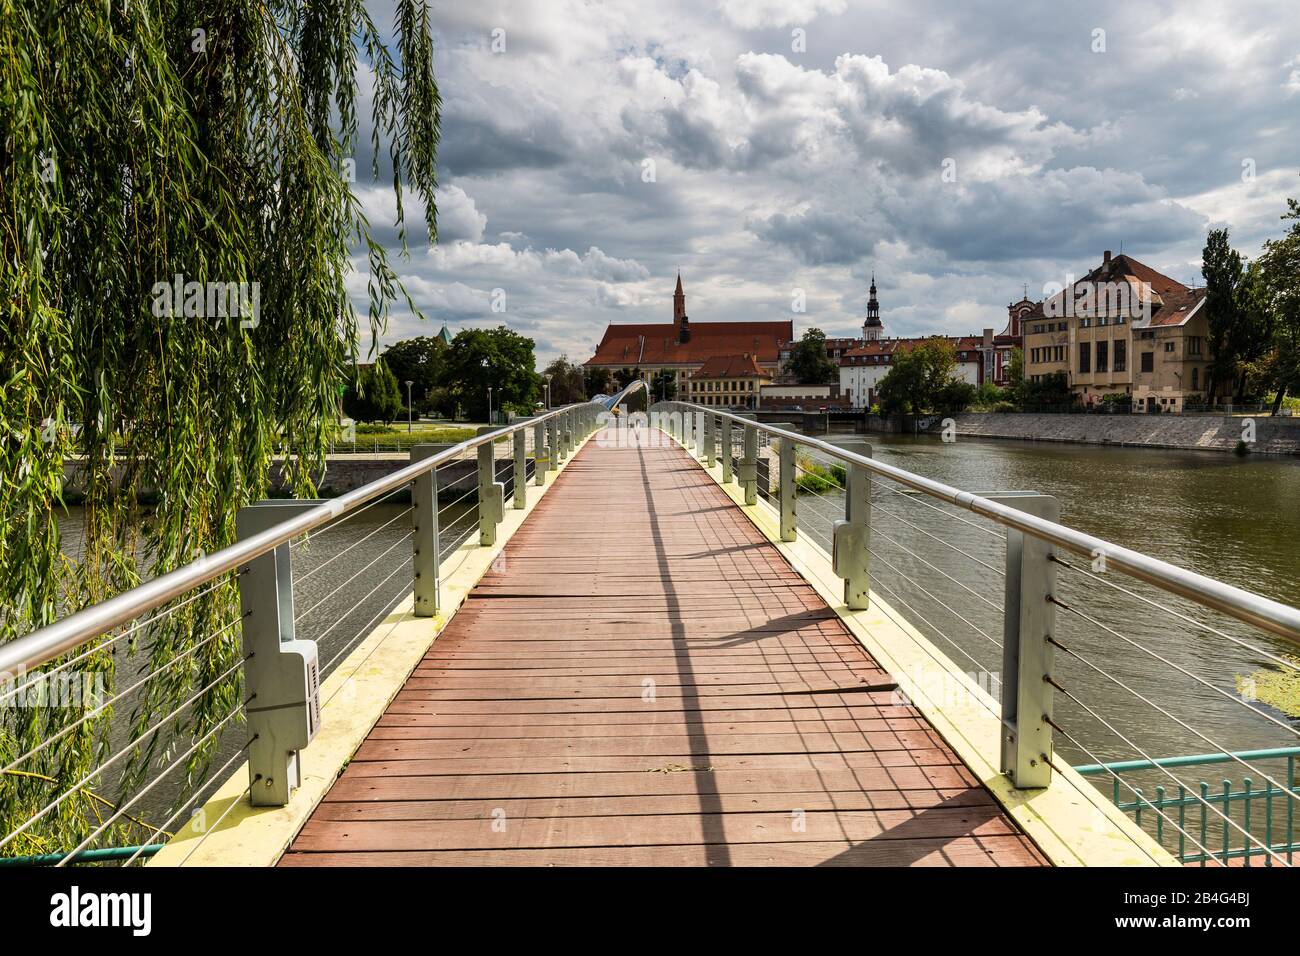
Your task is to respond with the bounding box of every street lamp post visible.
[545,375,552,410]
[487,387,494,426]
[404,380,414,433]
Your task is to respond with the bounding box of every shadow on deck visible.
[279,434,1047,867]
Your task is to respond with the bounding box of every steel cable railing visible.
[1,390,634,866]
[652,401,1300,866]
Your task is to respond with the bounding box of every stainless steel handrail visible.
[653,401,1300,645]
[0,386,644,677]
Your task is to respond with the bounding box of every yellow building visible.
[686,353,772,408]
[1022,251,1210,412]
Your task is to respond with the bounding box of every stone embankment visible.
[904,413,1300,456]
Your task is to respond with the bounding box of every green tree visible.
[877,338,959,414]
[440,327,541,421]
[1022,371,1074,409]
[0,2,440,853]
[1202,228,1245,404]
[584,366,613,397]
[1252,190,1300,414]
[784,328,838,384]
[541,355,587,405]
[614,367,642,390]
[1007,347,1025,397]
[650,369,678,401]
[343,360,404,423]
[381,335,448,411]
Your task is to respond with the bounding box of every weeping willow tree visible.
[0,0,439,855]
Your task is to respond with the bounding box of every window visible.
[1078,342,1091,373]
[1114,339,1126,372]
[1080,317,1092,328]
[1141,352,1154,373]
[1192,367,1199,390]
[1164,341,1175,353]
[1096,341,1108,373]
[1188,336,1203,355]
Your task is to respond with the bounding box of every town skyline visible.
[351,0,1300,366]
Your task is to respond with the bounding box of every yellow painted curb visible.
[666,431,1175,867]
[150,434,595,867]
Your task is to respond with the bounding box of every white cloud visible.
[716,0,847,29]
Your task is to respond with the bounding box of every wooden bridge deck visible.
[280,434,1047,866]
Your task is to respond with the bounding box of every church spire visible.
[673,272,690,343]
[863,273,882,340]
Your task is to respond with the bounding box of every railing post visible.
[513,428,528,510]
[411,444,448,617]
[989,493,1060,790]
[702,413,715,467]
[476,426,505,547]
[739,421,759,505]
[547,415,560,472]
[767,423,798,542]
[720,416,733,483]
[235,500,323,807]
[533,419,548,486]
[830,440,872,610]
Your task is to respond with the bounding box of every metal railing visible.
[1075,748,1299,866]
[649,400,1300,867]
[0,384,645,865]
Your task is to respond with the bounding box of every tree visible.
[1003,345,1024,403]
[344,360,404,423]
[614,367,642,390]
[1252,190,1300,414]
[440,327,541,421]
[0,3,440,853]
[1202,229,1245,404]
[541,355,587,405]
[1021,371,1074,409]
[877,338,959,414]
[651,369,678,401]
[381,335,449,412]
[784,328,838,384]
[584,366,613,397]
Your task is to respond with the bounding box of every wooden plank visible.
[282,432,1046,868]
[289,805,1022,852]
[279,836,1045,867]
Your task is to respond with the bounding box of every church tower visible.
[673,273,690,343]
[863,274,883,341]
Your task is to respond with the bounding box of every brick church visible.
[583,275,792,396]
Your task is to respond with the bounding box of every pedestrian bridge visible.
[2,389,1298,867]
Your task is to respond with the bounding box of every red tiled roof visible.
[690,354,770,379]
[585,320,793,367]
[1019,253,1194,322]
[1145,287,1207,327]
[839,336,985,363]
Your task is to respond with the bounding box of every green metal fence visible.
[1074,748,1299,866]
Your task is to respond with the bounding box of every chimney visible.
[983,328,993,347]
[1103,250,1112,264]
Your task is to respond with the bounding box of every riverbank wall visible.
[865,413,1300,456]
[60,454,481,501]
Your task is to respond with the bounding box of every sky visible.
[351,0,1300,367]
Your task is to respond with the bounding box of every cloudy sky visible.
[353,0,1300,366]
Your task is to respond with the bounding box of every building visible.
[1022,251,1210,412]
[685,353,772,408]
[585,275,793,395]
[794,275,1023,409]
[757,383,850,411]
[839,336,986,410]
